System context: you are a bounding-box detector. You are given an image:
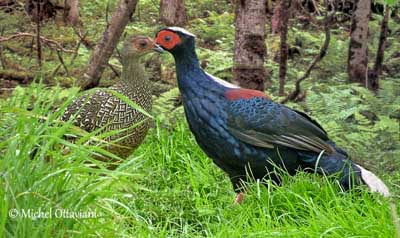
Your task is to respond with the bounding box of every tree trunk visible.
[368,5,390,91]
[232,0,267,91]
[160,0,187,26]
[64,0,79,26]
[347,0,371,84]
[271,0,281,34]
[77,0,139,90]
[278,0,291,96]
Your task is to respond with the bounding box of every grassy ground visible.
[0,83,399,238]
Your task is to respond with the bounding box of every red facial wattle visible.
[155,30,182,50]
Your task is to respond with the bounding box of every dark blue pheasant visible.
[155,27,389,202]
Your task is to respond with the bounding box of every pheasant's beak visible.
[152,44,164,53]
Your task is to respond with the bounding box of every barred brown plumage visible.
[62,35,163,159]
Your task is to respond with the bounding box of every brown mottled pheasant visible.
[62,35,163,159]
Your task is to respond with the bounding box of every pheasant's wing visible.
[62,90,118,132]
[226,97,334,154]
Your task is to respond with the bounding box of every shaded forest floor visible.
[1,0,400,237]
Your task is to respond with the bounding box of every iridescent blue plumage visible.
[155,27,390,197]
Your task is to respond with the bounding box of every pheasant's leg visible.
[230,175,246,204]
[235,192,245,204]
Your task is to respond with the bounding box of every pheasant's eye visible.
[139,41,147,47]
[164,35,172,42]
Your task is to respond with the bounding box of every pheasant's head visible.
[155,27,196,55]
[123,35,164,58]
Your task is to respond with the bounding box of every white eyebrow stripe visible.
[205,72,240,89]
[166,27,196,37]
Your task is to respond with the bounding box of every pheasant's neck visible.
[120,57,148,89]
[174,51,227,98]
[174,50,229,124]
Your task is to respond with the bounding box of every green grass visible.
[0,83,399,238]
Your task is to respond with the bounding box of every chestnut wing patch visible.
[224,89,270,101]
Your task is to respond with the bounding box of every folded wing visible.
[226,96,334,154]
